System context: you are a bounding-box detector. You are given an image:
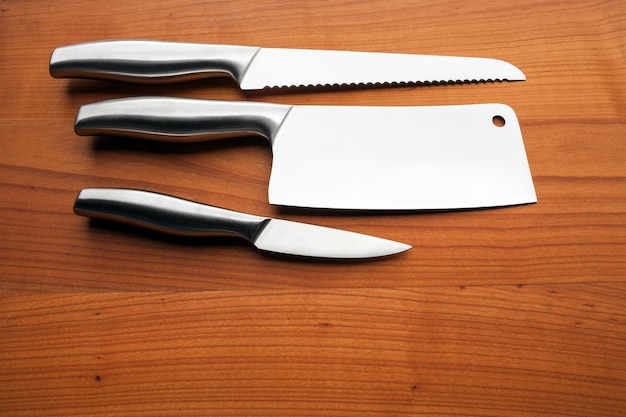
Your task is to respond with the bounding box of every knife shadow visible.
[259,249,411,264]
[274,202,537,218]
[88,134,268,155]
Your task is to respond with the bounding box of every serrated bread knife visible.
[49,40,525,89]
[75,97,537,211]
[74,188,411,259]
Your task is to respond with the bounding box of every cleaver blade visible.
[49,40,525,89]
[74,97,537,211]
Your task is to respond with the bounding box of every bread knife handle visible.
[74,188,270,241]
[50,40,260,84]
[74,97,292,143]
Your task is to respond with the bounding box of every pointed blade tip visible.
[381,241,412,257]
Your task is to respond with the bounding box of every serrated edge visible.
[255,77,520,90]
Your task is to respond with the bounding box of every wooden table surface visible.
[1,1,625,415]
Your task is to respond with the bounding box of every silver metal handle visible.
[49,40,260,84]
[74,188,270,241]
[74,97,292,143]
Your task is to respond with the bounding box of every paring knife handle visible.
[50,40,260,84]
[74,97,292,143]
[74,188,270,242]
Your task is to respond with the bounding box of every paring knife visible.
[49,40,525,89]
[75,97,537,211]
[74,188,411,259]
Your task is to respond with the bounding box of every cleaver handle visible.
[50,40,260,84]
[74,97,292,143]
[74,188,270,242]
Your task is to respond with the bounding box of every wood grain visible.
[1,0,625,415]
[2,285,625,417]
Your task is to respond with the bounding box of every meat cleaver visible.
[74,188,411,259]
[74,97,537,211]
[49,40,525,89]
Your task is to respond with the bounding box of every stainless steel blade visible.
[269,103,536,210]
[241,47,526,89]
[73,188,411,259]
[49,40,525,89]
[254,219,411,258]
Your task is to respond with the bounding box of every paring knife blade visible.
[74,97,537,211]
[74,188,411,259]
[49,40,525,89]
